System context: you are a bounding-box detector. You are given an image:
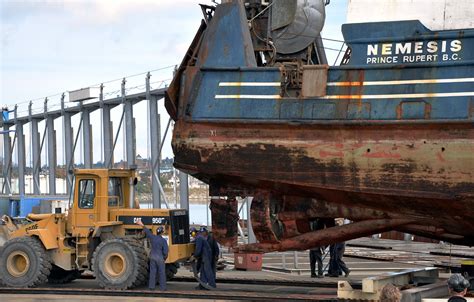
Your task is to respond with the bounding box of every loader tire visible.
[92,238,148,289]
[0,237,52,287]
[166,263,179,280]
[123,237,148,287]
[48,265,81,284]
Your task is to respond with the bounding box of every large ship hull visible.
[166,1,474,251]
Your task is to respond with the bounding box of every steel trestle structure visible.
[0,74,182,210]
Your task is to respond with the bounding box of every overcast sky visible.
[0,0,348,164]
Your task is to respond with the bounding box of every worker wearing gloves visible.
[136,220,169,291]
[193,227,216,289]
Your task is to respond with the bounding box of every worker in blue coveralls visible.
[193,226,216,289]
[136,219,169,291]
[207,230,220,282]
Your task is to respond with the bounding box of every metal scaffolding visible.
[0,73,182,209]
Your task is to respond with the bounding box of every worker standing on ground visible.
[194,227,216,289]
[447,274,471,302]
[326,244,340,277]
[308,219,324,278]
[335,241,350,277]
[208,231,220,281]
[190,227,203,274]
[136,220,168,291]
[327,220,350,277]
[310,245,324,278]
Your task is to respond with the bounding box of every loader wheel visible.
[48,265,82,284]
[0,237,52,287]
[92,238,148,289]
[166,263,179,280]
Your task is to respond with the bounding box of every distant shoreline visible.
[138,195,211,206]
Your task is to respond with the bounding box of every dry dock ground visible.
[1,238,472,302]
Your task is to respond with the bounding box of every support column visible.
[82,108,92,168]
[179,171,189,210]
[123,78,136,168]
[15,106,26,196]
[122,78,136,209]
[31,119,41,195]
[30,117,40,194]
[101,84,113,168]
[147,73,161,208]
[62,96,74,194]
[43,98,56,194]
[64,113,73,193]
[246,197,257,243]
[46,116,56,194]
[2,124,12,195]
[29,101,41,194]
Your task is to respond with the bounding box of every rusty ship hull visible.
[173,121,474,247]
[166,1,474,251]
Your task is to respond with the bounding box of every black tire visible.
[124,238,148,287]
[48,265,81,284]
[0,237,52,287]
[92,238,148,289]
[165,263,179,280]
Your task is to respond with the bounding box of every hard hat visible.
[199,226,208,233]
[447,273,470,293]
[156,226,164,234]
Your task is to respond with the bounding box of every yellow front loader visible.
[0,169,194,289]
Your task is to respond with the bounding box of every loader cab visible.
[67,169,136,236]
